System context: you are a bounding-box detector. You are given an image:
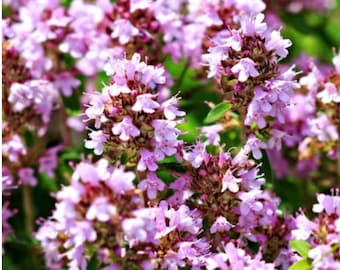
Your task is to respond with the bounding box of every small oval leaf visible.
[290,240,311,258]
[204,102,232,124]
[288,259,311,270]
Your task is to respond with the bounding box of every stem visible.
[174,59,190,90]
[61,102,72,147]
[337,136,340,186]
[23,185,34,235]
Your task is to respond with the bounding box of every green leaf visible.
[23,130,35,148]
[261,150,273,185]
[60,150,81,161]
[288,259,311,270]
[204,102,232,124]
[87,252,98,270]
[290,240,311,258]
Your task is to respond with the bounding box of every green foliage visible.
[290,240,311,258]
[288,259,312,270]
[204,102,232,124]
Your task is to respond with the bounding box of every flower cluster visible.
[201,0,298,144]
[36,159,206,269]
[85,54,184,178]
[267,53,340,180]
[180,140,296,268]
[291,191,340,269]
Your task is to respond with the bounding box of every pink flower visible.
[132,94,160,113]
[18,168,37,186]
[112,116,140,141]
[161,96,185,120]
[183,142,208,168]
[2,134,27,162]
[85,130,107,155]
[85,93,108,128]
[111,19,139,45]
[240,13,267,36]
[210,216,233,233]
[231,58,259,82]
[312,193,340,216]
[53,73,80,97]
[86,197,117,222]
[317,82,340,103]
[222,170,242,193]
[137,149,158,171]
[107,167,135,194]
[38,146,62,178]
[265,30,292,58]
[292,214,317,240]
[244,135,266,160]
[138,172,165,199]
[201,124,223,146]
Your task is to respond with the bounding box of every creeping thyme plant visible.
[2,0,340,269]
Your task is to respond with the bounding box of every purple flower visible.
[86,197,117,222]
[85,93,108,129]
[137,149,158,171]
[291,214,317,240]
[2,202,15,246]
[183,142,208,168]
[132,94,160,113]
[103,84,131,97]
[65,244,87,270]
[312,193,340,216]
[18,168,37,186]
[166,205,202,234]
[201,124,223,146]
[244,135,266,160]
[308,114,339,142]
[111,19,139,45]
[161,96,185,120]
[265,30,292,58]
[141,65,166,88]
[240,13,267,36]
[38,146,62,178]
[210,216,233,233]
[221,170,242,193]
[67,220,97,247]
[162,250,186,270]
[223,30,243,51]
[2,134,27,162]
[56,183,85,205]
[112,116,140,141]
[74,162,101,185]
[107,167,135,194]
[53,73,80,97]
[8,82,32,112]
[122,210,157,247]
[138,172,165,199]
[231,58,260,82]
[85,130,107,155]
[317,82,340,103]
[152,119,181,157]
